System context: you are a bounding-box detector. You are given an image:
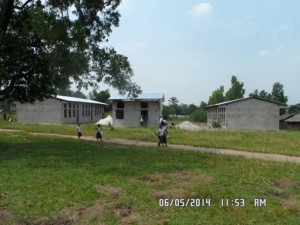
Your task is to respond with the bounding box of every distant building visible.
[16,95,107,124]
[205,97,287,130]
[109,93,164,127]
[285,114,300,130]
[279,114,295,129]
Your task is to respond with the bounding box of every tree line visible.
[163,75,299,122]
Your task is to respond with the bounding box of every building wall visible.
[16,99,62,124]
[286,123,300,130]
[61,102,104,124]
[207,98,281,130]
[112,100,162,127]
[226,99,280,130]
[17,99,105,124]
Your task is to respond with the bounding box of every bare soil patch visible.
[95,184,122,198]
[0,209,13,225]
[120,212,153,225]
[274,178,299,189]
[268,177,300,211]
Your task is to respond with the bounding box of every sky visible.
[101,0,300,105]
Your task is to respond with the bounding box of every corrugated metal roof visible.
[205,96,287,108]
[279,114,295,121]
[109,93,164,101]
[53,95,108,105]
[285,114,300,123]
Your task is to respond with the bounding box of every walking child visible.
[157,124,168,147]
[76,124,82,139]
[96,124,103,141]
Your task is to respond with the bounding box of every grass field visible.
[1,131,300,224]
[1,120,300,156]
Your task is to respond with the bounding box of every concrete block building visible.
[205,97,287,130]
[285,114,300,130]
[109,93,164,127]
[16,95,107,124]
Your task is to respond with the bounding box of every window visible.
[141,102,148,108]
[217,108,226,123]
[116,110,124,119]
[64,104,67,118]
[117,101,124,108]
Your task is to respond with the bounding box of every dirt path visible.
[1,129,300,164]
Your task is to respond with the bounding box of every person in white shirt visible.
[76,124,82,139]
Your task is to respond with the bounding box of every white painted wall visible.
[16,99,105,124]
[112,100,162,127]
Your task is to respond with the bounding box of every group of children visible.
[76,117,169,146]
[76,124,103,141]
[157,117,169,147]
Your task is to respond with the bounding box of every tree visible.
[258,90,272,100]
[288,104,300,114]
[187,104,197,115]
[89,88,111,112]
[162,105,176,119]
[168,97,180,115]
[208,86,225,105]
[168,97,179,106]
[249,89,272,100]
[190,101,207,122]
[0,0,141,103]
[249,89,259,97]
[249,83,287,103]
[271,82,288,104]
[225,75,245,101]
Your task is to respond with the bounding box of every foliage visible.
[249,82,288,115]
[271,82,288,104]
[162,104,176,119]
[168,96,179,106]
[249,82,288,104]
[190,101,207,122]
[288,104,300,114]
[0,0,141,103]
[89,88,111,111]
[224,75,245,101]
[208,85,225,105]
[249,89,272,100]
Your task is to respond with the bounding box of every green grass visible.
[1,132,300,224]
[1,120,300,156]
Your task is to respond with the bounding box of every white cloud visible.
[190,3,213,17]
[258,50,269,58]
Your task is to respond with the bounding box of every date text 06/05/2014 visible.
[159,198,267,207]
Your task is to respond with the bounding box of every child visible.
[76,124,82,139]
[157,124,167,147]
[96,124,103,141]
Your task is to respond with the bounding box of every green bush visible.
[190,108,207,122]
